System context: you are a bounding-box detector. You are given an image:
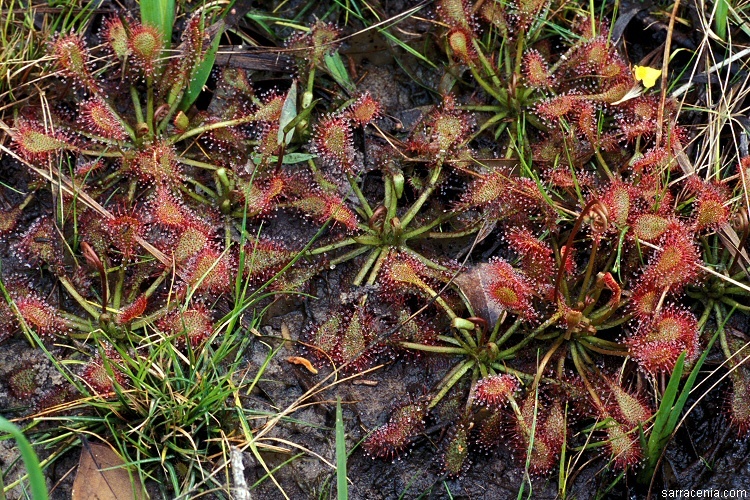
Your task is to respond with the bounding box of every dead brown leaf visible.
[453,263,504,326]
[719,222,750,275]
[286,356,318,374]
[71,442,146,500]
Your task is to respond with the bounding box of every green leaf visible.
[179,20,223,111]
[0,417,49,500]
[715,0,729,40]
[336,397,348,500]
[667,329,720,434]
[648,352,684,462]
[250,152,316,165]
[324,51,355,93]
[140,0,175,44]
[278,80,297,146]
[640,328,719,483]
[280,98,319,139]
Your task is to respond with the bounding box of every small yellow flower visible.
[633,65,662,89]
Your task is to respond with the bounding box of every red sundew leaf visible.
[170,221,213,263]
[116,295,148,325]
[306,313,343,357]
[184,247,235,295]
[8,364,40,399]
[130,141,183,184]
[0,205,22,235]
[632,147,669,172]
[104,210,146,262]
[363,402,426,460]
[13,119,71,162]
[599,180,633,228]
[288,192,359,230]
[605,419,643,469]
[347,92,381,125]
[456,169,508,209]
[80,344,129,397]
[16,216,64,268]
[523,49,553,88]
[475,411,504,452]
[390,310,439,351]
[158,304,214,347]
[631,214,673,242]
[253,92,285,122]
[577,101,598,145]
[430,109,472,153]
[102,16,130,59]
[629,281,660,318]
[447,27,476,64]
[338,309,376,371]
[542,401,567,451]
[311,114,355,173]
[686,176,731,231]
[576,37,611,72]
[243,238,296,282]
[628,307,699,373]
[80,361,117,395]
[587,82,630,104]
[479,1,509,34]
[0,301,18,343]
[728,367,750,435]
[517,0,547,19]
[75,159,104,178]
[436,0,472,29]
[442,423,471,478]
[506,227,556,285]
[640,228,701,290]
[239,175,286,215]
[473,374,520,408]
[379,251,435,298]
[51,34,98,92]
[483,258,535,320]
[512,393,565,475]
[600,57,631,82]
[254,123,282,160]
[286,21,341,65]
[220,67,254,96]
[128,22,163,74]
[79,98,127,140]
[600,377,652,429]
[147,186,189,228]
[536,94,580,121]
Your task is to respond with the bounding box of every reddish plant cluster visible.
[596,377,652,468]
[363,401,426,460]
[356,0,750,481]
[2,0,749,489]
[304,308,379,372]
[80,347,128,396]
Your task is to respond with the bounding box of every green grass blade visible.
[641,328,721,483]
[278,80,297,146]
[666,329,720,433]
[324,52,355,93]
[140,0,175,43]
[180,21,223,111]
[715,0,729,40]
[0,417,49,500]
[336,397,348,500]
[646,352,685,467]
